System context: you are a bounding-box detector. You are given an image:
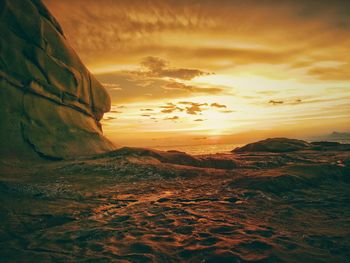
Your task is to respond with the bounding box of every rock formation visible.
[232,138,311,153]
[232,137,350,153]
[0,0,115,160]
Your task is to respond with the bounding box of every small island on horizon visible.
[1,0,349,262]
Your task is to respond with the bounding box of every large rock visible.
[0,0,115,160]
[233,138,311,153]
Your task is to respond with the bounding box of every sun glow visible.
[45,0,350,146]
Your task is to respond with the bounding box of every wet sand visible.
[0,149,349,262]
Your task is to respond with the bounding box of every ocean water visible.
[151,139,350,155]
[151,143,243,155]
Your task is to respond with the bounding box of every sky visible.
[44,0,350,147]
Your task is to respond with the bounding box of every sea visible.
[149,139,350,155]
[150,143,243,155]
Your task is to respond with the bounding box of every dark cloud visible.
[110,105,125,113]
[268,98,303,106]
[186,105,204,115]
[178,102,208,115]
[140,108,154,111]
[194,119,204,122]
[292,99,302,104]
[141,114,151,117]
[161,108,180,114]
[265,96,350,108]
[269,100,284,105]
[178,101,208,106]
[158,101,233,116]
[96,71,231,103]
[160,103,184,114]
[210,103,227,108]
[137,56,209,80]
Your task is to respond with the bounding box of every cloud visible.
[268,98,304,106]
[110,105,125,113]
[164,116,179,121]
[292,99,302,105]
[186,106,203,115]
[160,103,184,113]
[257,90,280,96]
[43,0,350,138]
[178,101,208,106]
[95,71,230,103]
[136,56,210,80]
[157,101,233,116]
[45,0,350,76]
[103,116,116,121]
[163,81,222,94]
[307,63,350,80]
[178,102,208,115]
[268,100,284,105]
[102,83,122,90]
[161,108,179,113]
[210,102,227,108]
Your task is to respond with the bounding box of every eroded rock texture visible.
[0,0,115,160]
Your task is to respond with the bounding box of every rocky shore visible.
[1,138,349,262]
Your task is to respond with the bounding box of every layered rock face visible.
[0,0,115,160]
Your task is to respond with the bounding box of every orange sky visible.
[44,0,350,146]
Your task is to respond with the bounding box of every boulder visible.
[0,0,115,160]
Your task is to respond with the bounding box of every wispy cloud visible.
[138,56,210,80]
[160,103,184,113]
[95,70,230,103]
[164,81,222,94]
[102,83,122,90]
[307,63,350,81]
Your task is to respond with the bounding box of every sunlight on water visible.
[151,143,243,155]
